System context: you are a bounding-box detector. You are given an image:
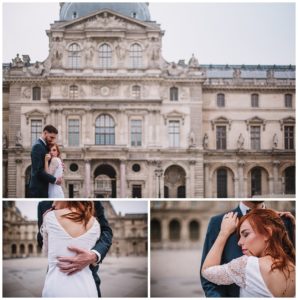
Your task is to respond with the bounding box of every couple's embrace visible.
[38,201,113,297]
[29,125,64,198]
[201,201,295,297]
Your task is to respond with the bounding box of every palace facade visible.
[3,3,295,198]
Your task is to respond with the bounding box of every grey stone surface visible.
[3,256,147,297]
[151,249,204,298]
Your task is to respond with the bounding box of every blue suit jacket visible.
[200,206,295,297]
[37,201,113,297]
[29,138,56,198]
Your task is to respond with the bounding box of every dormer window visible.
[72,12,77,19]
[131,12,137,18]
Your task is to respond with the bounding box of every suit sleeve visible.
[31,144,56,184]
[200,216,228,297]
[92,202,113,263]
[37,201,53,249]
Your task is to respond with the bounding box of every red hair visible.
[48,143,61,158]
[237,208,295,277]
[61,201,95,227]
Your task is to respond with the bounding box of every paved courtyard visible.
[3,256,147,297]
[151,249,204,297]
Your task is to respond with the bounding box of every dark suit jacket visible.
[200,206,295,298]
[37,201,113,297]
[29,138,56,198]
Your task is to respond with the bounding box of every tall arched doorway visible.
[94,164,117,198]
[284,166,295,195]
[151,219,161,242]
[169,219,181,241]
[164,165,186,198]
[189,220,200,241]
[25,166,31,198]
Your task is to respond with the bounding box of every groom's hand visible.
[55,176,62,185]
[57,246,97,275]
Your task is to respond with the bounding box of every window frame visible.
[217,93,225,107]
[168,120,180,148]
[251,93,259,108]
[68,118,80,147]
[129,43,143,68]
[98,43,112,69]
[68,43,81,69]
[250,125,261,150]
[216,126,227,150]
[95,114,115,145]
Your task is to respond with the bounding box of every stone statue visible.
[85,40,94,67]
[3,132,7,149]
[12,54,23,67]
[115,38,127,61]
[233,68,241,79]
[203,133,209,149]
[273,133,278,149]
[188,53,199,68]
[15,131,23,147]
[267,69,274,80]
[237,133,245,150]
[51,39,64,68]
[189,130,196,147]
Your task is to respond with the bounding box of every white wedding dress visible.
[48,157,64,198]
[42,210,100,297]
[202,255,273,297]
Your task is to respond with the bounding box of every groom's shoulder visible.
[209,207,239,225]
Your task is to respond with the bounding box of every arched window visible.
[170,87,178,101]
[285,166,295,194]
[217,93,225,107]
[132,85,141,98]
[217,168,227,198]
[129,43,142,68]
[189,220,199,241]
[99,43,112,68]
[169,219,181,241]
[251,93,259,107]
[251,167,262,196]
[69,85,78,99]
[28,244,34,254]
[68,43,81,69]
[151,219,161,242]
[11,244,17,254]
[20,244,25,255]
[95,115,115,145]
[32,86,41,100]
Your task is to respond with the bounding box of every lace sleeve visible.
[48,157,59,175]
[202,255,248,288]
[41,217,48,256]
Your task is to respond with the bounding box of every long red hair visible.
[48,143,61,158]
[61,201,95,227]
[237,208,295,277]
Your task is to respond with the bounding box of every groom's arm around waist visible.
[31,144,56,184]
[92,201,113,263]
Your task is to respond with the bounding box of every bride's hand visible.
[220,212,239,236]
[278,211,295,225]
[45,154,51,162]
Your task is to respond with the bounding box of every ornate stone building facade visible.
[3,201,147,258]
[3,3,295,198]
[151,201,295,250]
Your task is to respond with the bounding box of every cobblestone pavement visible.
[3,256,147,297]
[151,249,204,297]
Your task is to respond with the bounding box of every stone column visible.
[161,219,169,245]
[120,160,126,198]
[189,160,196,198]
[237,160,245,198]
[234,178,239,198]
[84,159,91,198]
[204,162,211,198]
[269,176,274,195]
[15,159,22,197]
[181,219,189,242]
[273,160,280,195]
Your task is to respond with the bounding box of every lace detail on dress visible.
[49,157,59,175]
[41,217,48,256]
[202,255,248,288]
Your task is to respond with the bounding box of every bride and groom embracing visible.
[200,201,295,297]
[29,125,64,198]
[38,201,113,297]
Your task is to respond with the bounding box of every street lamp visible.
[154,165,163,198]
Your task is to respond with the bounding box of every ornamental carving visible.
[22,87,31,99]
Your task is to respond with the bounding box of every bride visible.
[201,208,295,297]
[44,143,64,198]
[41,201,100,297]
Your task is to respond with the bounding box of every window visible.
[169,220,181,241]
[285,166,295,194]
[151,219,161,242]
[177,186,186,198]
[170,87,178,101]
[251,167,262,196]
[132,85,141,98]
[217,168,227,198]
[131,120,142,146]
[31,120,42,145]
[132,185,142,198]
[95,115,115,145]
[217,93,225,107]
[168,121,180,147]
[69,85,78,99]
[99,43,112,68]
[129,43,142,68]
[284,126,294,149]
[32,87,41,100]
[68,119,80,146]
[216,126,226,149]
[285,94,292,108]
[189,220,199,241]
[68,43,81,69]
[251,126,261,150]
[251,94,259,107]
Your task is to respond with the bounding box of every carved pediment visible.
[163,110,186,125]
[25,109,48,124]
[280,116,295,130]
[211,116,232,130]
[245,116,266,130]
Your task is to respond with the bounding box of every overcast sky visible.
[2,2,295,65]
[15,200,148,220]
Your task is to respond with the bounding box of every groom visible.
[37,201,113,297]
[29,125,62,198]
[200,201,295,297]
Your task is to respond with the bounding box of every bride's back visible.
[259,256,295,297]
